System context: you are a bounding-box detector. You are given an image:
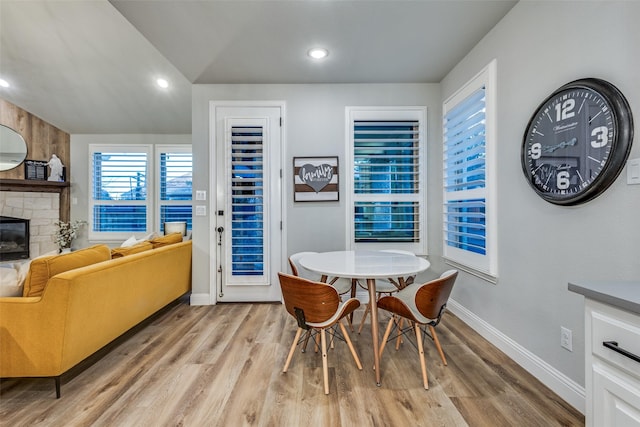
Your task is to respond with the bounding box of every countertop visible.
[568,280,640,315]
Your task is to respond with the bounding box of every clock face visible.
[522,78,633,205]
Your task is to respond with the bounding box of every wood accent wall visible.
[0,98,71,222]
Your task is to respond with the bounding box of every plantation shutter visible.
[443,87,487,255]
[91,150,149,233]
[159,150,192,233]
[353,120,420,243]
[225,124,267,284]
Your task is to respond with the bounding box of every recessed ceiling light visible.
[156,78,169,89]
[308,48,329,60]
[0,78,9,88]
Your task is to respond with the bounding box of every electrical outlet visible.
[561,326,573,352]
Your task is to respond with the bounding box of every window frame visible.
[88,143,193,243]
[442,59,497,280]
[88,144,153,242]
[155,144,193,235]
[345,106,427,255]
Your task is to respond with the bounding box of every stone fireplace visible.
[0,192,59,259]
[0,99,71,259]
[0,216,30,261]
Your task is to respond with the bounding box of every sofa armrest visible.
[0,289,71,377]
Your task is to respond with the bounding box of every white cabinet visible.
[585,299,640,427]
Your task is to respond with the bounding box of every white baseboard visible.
[190,293,213,306]
[447,299,585,414]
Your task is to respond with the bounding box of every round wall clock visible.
[521,78,634,206]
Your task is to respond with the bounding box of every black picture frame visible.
[293,156,339,202]
[24,160,48,180]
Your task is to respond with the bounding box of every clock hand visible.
[542,137,578,153]
[532,163,545,174]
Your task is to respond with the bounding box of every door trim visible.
[208,101,287,304]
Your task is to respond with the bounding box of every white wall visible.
[69,134,191,248]
[191,84,442,302]
[441,1,640,412]
[66,1,640,412]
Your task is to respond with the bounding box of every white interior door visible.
[213,104,283,302]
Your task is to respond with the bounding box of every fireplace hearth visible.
[0,216,30,261]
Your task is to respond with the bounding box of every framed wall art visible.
[24,160,48,180]
[293,156,339,202]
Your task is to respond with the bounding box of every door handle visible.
[603,341,640,364]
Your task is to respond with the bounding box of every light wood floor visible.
[0,298,584,426]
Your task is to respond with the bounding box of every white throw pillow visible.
[0,265,22,297]
[0,253,55,297]
[121,235,138,248]
[121,233,157,248]
[141,232,157,242]
[16,260,30,284]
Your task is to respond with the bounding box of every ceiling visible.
[0,0,517,134]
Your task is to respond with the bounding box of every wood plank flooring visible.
[0,298,584,426]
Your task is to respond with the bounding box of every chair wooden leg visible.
[329,327,335,349]
[301,329,311,353]
[283,328,303,373]
[339,320,362,370]
[429,325,447,366]
[348,279,357,331]
[415,323,428,389]
[395,317,404,350]
[345,312,354,332]
[320,328,329,395]
[379,316,395,359]
[357,302,370,334]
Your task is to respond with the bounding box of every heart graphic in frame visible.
[299,163,333,193]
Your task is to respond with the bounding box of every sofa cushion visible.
[22,244,111,297]
[111,241,153,259]
[149,232,183,249]
[22,255,56,298]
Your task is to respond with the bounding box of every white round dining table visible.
[299,250,430,386]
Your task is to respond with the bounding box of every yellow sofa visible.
[0,239,192,397]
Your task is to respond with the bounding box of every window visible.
[157,146,193,234]
[346,107,427,254]
[89,144,192,241]
[89,145,151,241]
[442,60,497,278]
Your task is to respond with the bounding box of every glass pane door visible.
[229,125,265,280]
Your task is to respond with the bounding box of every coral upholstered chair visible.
[377,269,458,389]
[279,272,362,394]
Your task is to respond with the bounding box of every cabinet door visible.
[593,362,640,426]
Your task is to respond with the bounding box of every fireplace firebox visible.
[0,216,30,261]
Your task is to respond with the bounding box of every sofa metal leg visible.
[54,377,61,399]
